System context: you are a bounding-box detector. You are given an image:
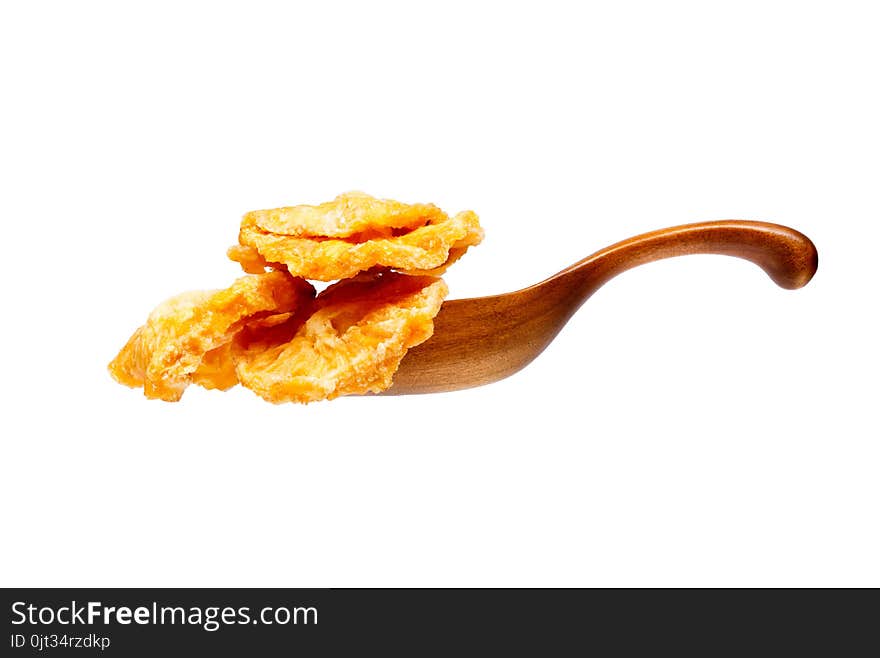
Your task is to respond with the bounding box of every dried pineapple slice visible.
[233,209,483,281]
[108,272,315,401]
[232,272,448,403]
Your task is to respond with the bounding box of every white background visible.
[1,1,877,587]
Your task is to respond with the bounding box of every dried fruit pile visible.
[108,192,483,403]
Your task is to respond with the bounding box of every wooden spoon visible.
[384,220,818,395]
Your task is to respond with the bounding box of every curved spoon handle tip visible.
[560,220,818,295]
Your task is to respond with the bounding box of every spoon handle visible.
[557,220,818,297]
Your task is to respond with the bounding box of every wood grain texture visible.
[384,220,818,395]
